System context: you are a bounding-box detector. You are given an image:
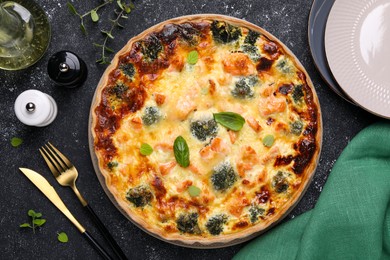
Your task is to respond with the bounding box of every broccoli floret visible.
[244,30,260,45]
[205,214,228,235]
[119,63,135,79]
[211,20,241,44]
[140,34,163,61]
[180,23,201,45]
[276,58,294,75]
[249,205,265,223]
[241,44,261,62]
[231,76,259,99]
[126,185,153,207]
[109,83,128,99]
[176,212,201,234]
[142,106,161,126]
[272,171,290,193]
[190,119,218,141]
[107,161,118,171]
[211,162,237,192]
[290,120,303,135]
[292,85,304,103]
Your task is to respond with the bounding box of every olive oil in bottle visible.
[0,0,50,70]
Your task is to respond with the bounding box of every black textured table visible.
[0,0,378,259]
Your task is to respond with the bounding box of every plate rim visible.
[307,0,354,104]
[325,0,390,118]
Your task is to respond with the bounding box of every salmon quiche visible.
[90,15,322,247]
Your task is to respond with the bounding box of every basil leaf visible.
[91,10,99,22]
[173,136,190,167]
[213,112,245,131]
[58,232,69,243]
[140,143,153,156]
[187,50,199,65]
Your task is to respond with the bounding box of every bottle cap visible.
[47,51,88,88]
[14,89,58,127]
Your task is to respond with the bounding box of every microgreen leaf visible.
[188,185,201,197]
[173,136,190,168]
[27,209,36,217]
[11,137,23,147]
[80,23,87,35]
[187,50,199,65]
[34,212,42,218]
[140,143,153,156]
[128,1,135,9]
[116,0,124,10]
[91,10,99,22]
[58,232,69,243]
[66,2,78,15]
[123,4,131,13]
[20,223,32,228]
[33,219,46,227]
[105,46,114,53]
[101,30,114,39]
[213,112,245,131]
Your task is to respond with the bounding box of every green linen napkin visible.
[234,122,390,260]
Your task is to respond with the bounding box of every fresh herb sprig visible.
[20,210,46,233]
[95,3,134,64]
[67,0,135,64]
[67,1,113,34]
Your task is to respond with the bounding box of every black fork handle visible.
[85,204,128,260]
[83,231,114,260]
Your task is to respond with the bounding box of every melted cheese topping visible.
[93,19,319,240]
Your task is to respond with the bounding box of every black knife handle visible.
[83,231,114,260]
[85,204,128,260]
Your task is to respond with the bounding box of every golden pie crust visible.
[90,14,322,248]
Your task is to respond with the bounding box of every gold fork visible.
[40,142,128,260]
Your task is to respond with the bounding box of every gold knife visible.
[19,168,113,260]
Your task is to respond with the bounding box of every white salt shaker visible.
[14,89,58,127]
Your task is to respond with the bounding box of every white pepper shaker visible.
[14,89,58,127]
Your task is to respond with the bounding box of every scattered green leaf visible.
[58,232,69,243]
[262,135,275,147]
[213,112,245,131]
[11,137,23,147]
[187,50,199,65]
[188,185,201,197]
[140,143,153,156]
[173,136,190,168]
